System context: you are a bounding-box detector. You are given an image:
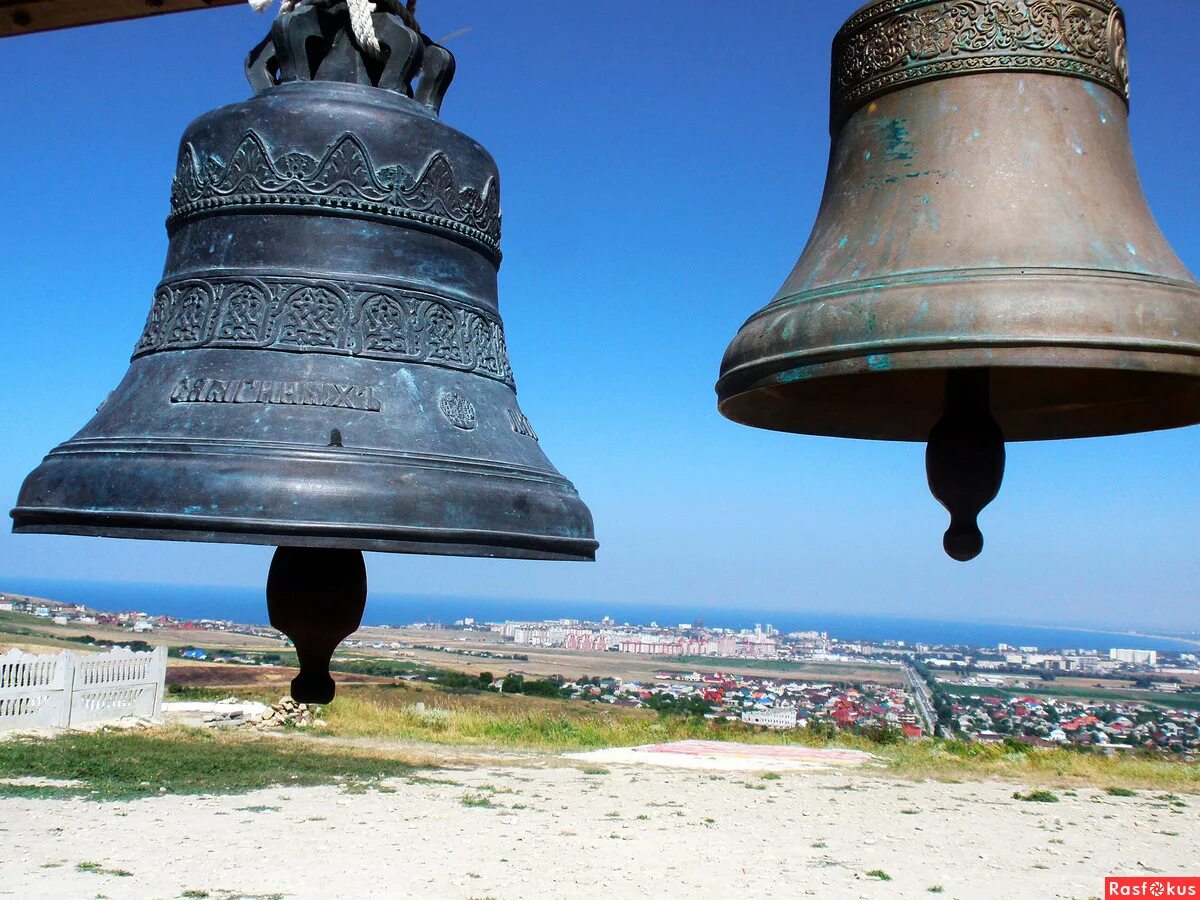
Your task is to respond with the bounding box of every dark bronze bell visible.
[717,0,1200,560]
[11,2,596,698]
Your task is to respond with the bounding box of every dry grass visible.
[869,738,1200,792]
[322,688,754,751]
[319,686,1200,793]
[2,690,1195,798]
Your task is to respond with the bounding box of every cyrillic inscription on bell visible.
[11,1,596,700]
[717,0,1200,560]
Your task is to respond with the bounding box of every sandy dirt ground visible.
[3,749,1198,900]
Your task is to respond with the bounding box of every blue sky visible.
[1,1,1198,630]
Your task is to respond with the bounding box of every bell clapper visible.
[925,369,1006,562]
[266,546,368,704]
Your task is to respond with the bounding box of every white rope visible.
[345,0,382,55]
[249,0,383,57]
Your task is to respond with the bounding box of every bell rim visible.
[9,509,597,562]
[12,435,597,562]
[717,267,1200,442]
[718,356,1200,444]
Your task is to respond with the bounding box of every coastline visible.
[4,576,1196,652]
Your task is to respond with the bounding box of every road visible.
[903,661,938,735]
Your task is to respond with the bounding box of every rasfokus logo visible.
[1106,877,1200,897]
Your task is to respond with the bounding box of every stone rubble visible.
[247,696,327,730]
[188,696,326,730]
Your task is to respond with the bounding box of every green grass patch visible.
[1013,789,1060,803]
[406,774,460,787]
[1105,786,1137,797]
[76,861,132,877]
[936,680,1200,712]
[460,794,495,808]
[866,869,892,881]
[0,727,418,800]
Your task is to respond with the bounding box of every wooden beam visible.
[0,0,244,38]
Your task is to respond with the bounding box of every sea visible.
[4,577,1198,653]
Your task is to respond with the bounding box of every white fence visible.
[0,646,166,731]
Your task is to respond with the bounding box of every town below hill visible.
[3,590,1198,760]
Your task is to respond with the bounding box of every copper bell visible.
[11,2,596,699]
[717,0,1200,560]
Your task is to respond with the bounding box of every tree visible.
[477,671,494,687]
[521,679,560,698]
[501,673,524,693]
[859,724,902,745]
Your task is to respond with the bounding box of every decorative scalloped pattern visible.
[169,131,501,258]
[832,0,1128,125]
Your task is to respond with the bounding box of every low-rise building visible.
[742,707,800,729]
